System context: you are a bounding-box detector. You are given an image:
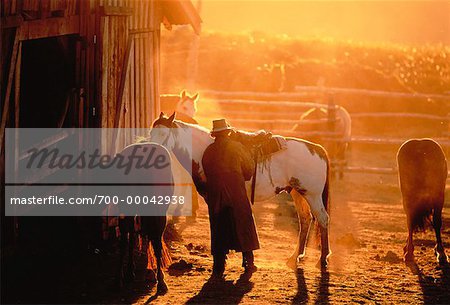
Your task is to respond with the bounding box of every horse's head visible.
[176,90,199,118]
[150,112,179,150]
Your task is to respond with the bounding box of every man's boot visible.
[242,251,257,273]
[212,254,226,278]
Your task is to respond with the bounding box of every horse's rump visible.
[398,139,447,232]
[292,106,351,161]
[118,143,174,270]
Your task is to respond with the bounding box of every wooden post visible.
[14,43,22,129]
[13,42,22,244]
[110,36,133,155]
[327,93,341,178]
[327,93,336,134]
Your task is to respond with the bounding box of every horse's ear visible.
[168,112,176,122]
[159,112,164,119]
[180,90,186,99]
[192,93,199,101]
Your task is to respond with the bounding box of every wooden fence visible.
[196,89,450,178]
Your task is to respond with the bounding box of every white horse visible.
[160,90,199,124]
[292,105,351,179]
[150,112,332,267]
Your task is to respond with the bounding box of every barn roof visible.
[162,0,202,34]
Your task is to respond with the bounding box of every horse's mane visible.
[135,136,150,143]
[174,119,210,134]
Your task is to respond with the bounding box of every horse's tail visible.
[410,207,433,232]
[322,156,330,213]
[314,150,331,243]
[338,106,352,142]
[147,239,172,269]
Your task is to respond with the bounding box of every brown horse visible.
[116,143,173,294]
[397,138,448,264]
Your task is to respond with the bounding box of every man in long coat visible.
[202,119,260,277]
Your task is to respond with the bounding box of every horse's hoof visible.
[286,258,297,270]
[437,253,448,265]
[317,258,328,269]
[297,253,306,261]
[404,252,414,263]
[157,282,169,295]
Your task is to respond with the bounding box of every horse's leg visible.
[433,206,447,264]
[116,217,129,287]
[286,190,312,269]
[403,217,414,262]
[125,226,136,282]
[171,183,184,223]
[152,237,168,294]
[141,235,157,282]
[187,187,199,223]
[151,216,169,294]
[304,194,330,267]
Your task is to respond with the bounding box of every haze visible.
[201,1,450,44]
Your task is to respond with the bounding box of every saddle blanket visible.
[256,136,287,159]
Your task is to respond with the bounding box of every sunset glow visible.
[201,1,450,44]
[1,0,450,304]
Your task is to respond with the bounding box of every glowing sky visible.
[199,1,450,44]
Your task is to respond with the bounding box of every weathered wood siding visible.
[99,0,162,152]
[1,0,79,18]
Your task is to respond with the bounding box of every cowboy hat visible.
[211,119,233,134]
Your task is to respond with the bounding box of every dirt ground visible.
[131,162,450,304]
[3,147,449,304]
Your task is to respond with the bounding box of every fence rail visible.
[202,88,450,101]
[344,166,450,180]
[294,85,450,101]
[196,90,450,178]
[350,112,449,121]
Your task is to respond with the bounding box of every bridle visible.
[161,128,172,146]
[158,121,178,147]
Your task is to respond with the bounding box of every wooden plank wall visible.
[1,0,79,18]
[2,0,162,153]
[99,0,161,153]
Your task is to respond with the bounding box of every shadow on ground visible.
[186,272,255,304]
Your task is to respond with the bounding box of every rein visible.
[160,121,178,146]
[250,151,258,205]
[162,129,172,146]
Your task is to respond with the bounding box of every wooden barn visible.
[1,0,201,139]
[0,0,201,247]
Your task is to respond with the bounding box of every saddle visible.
[231,129,287,205]
[231,130,287,160]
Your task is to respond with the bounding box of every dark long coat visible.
[202,136,260,255]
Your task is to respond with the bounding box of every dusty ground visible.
[131,166,450,305]
[3,147,449,304]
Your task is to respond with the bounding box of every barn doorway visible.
[16,35,86,252]
[19,35,78,128]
